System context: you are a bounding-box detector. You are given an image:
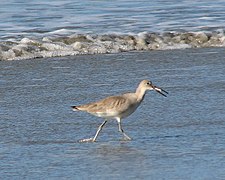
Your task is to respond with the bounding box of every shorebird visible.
[71,80,168,142]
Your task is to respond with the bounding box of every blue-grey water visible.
[1,0,225,179]
[1,0,225,60]
[1,0,225,39]
[1,47,225,179]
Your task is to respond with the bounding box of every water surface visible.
[1,0,225,38]
[1,48,225,179]
[1,0,225,60]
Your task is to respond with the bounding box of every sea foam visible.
[0,31,225,61]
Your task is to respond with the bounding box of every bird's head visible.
[139,80,168,97]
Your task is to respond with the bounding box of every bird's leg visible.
[117,118,131,140]
[92,120,107,141]
[79,120,107,142]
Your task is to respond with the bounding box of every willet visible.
[71,80,168,142]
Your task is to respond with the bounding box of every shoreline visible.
[1,30,225,61]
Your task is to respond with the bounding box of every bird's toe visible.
[78,138,95,143]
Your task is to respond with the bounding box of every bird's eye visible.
[146,81,151,85]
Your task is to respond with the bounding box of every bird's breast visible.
[119,102,140,119]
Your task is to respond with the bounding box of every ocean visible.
[1,1,225,180]
[1,0,225,61]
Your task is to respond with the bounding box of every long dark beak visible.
[153,85,168,97]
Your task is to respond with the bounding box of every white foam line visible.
[93,83,112,87]
[10,84,49,88]
[135,59,148,62]
[189,51,219,55]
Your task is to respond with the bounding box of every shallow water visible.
[1,48,225,179]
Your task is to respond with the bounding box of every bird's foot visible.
[78,138,95,143]
[122,133,132,141]
[124,137,132,141]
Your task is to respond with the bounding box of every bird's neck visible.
[135,87,146,102]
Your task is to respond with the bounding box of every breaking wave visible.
[1,30,225,61]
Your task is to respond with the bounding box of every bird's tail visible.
[71,106,80,111]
